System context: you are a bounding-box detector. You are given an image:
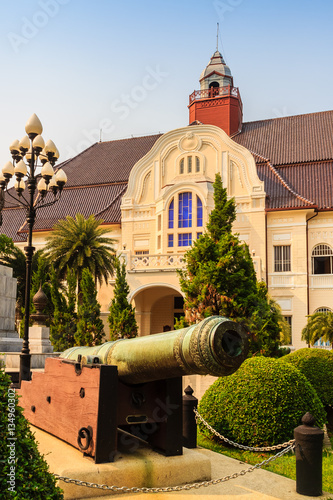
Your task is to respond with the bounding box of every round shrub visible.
[0,367,63,499]
[281,348,333,407]
[198,356,326,447]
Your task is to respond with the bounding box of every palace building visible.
[2,49,333,349]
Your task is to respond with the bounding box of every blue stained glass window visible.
[168,234,174,247]
[168,199,174,229]
[178,192,192,228]
[197,196,203,227]
[178,233,192,246]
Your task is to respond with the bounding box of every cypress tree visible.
[108,257,138,340]
[49,266,77,351]
[178,173,284,356]
[75,268,105,346]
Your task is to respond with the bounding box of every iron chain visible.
[53,408,296,493]
[54,444,294,493]
[194,408,295,452]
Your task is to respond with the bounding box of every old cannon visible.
[18,316,248,463]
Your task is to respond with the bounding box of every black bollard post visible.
[182,385,198,448]
[294,412,324,497]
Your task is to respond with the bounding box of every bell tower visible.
[188,49,243,136]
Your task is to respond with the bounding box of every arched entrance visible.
[130,284,184,336]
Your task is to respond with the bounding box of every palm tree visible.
[43,214,116,296]
[301,312,333,349]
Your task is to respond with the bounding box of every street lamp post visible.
[0,114,67,384]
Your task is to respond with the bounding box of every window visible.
[315,307,332,313]
[274,245,291,272]
[167,192,202,249]
[312,244,333,274]
[178,233,192,246]
[209,81,219,97]
[168,199,174,229]
[283,316,292,345]
[197,196,203,227]
[179,155,201,175]
[135,250,149,255]
[178,192,192,228]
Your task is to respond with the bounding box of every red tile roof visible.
[1,135,162,241]
[19,183,127,233]
[234,111,333,210]
[1,207,26,242]
[64,134,162,187]
[260,161,333,210]
[1,111,333,241]
[234,110,333,165]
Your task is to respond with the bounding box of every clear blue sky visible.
[0,0,332,167]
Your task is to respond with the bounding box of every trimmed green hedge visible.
[198,356,326,447]
[0,367,63,500]
[281,348,333,407]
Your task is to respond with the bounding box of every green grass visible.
[198,433,333,495]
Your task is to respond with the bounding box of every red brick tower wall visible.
[188,94,243,136]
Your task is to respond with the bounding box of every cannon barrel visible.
[61,316,248,384]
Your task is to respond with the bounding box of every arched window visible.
[168,199,174,229]
[209,81,220,97]
[179,155,201,175]
[312,244,333,274]
[178,192,192,228]
[315,307,332,313]
[167,193,203,248]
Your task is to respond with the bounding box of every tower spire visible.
[188,45,243,136]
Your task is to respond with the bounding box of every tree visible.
[301,311,333,349]
[44,214,116,298]
[247,281,287,355]
[178,173,284,356]
[0,367,64,499]
[0,234,14,255]
[108,257,138,340]
[75,268,105,346]
[178,173,258,323]
[49,266,77,351]
[206,173,236,239]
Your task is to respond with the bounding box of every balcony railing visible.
[189,85,241,104]
[130,253,186,271]
[310,275,333,288]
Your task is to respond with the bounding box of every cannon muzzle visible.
[61,316,248,384]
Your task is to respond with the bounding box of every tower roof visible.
[199,50,232,81]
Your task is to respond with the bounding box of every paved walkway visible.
[31,425,331,500]
[76,448,330,500]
